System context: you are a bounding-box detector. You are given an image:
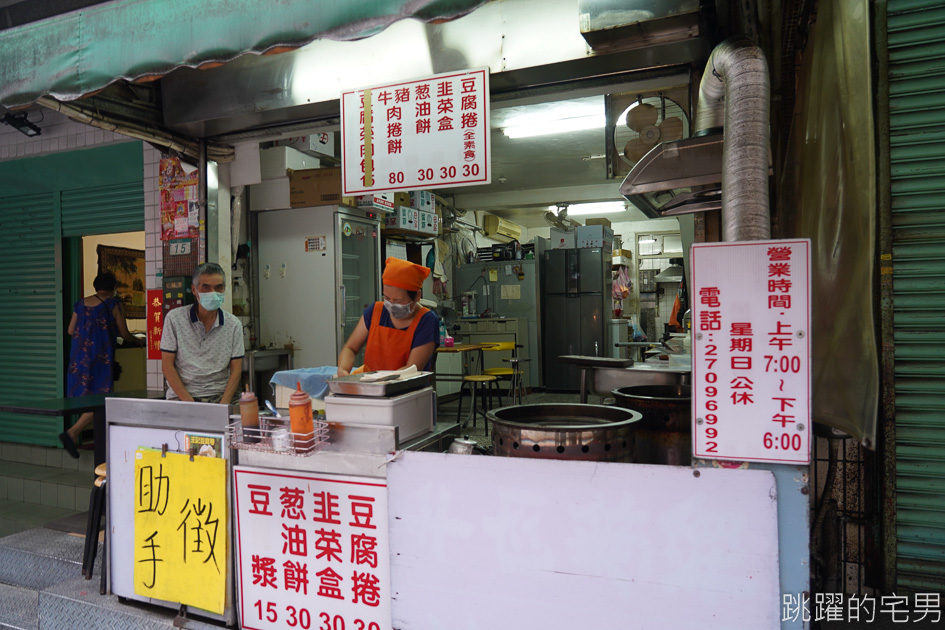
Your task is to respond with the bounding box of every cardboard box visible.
[585,217,612,228]
[341,196,359,207]
[249,177,290,211]
[373,192,410,212]
[272,133,336,158]
[260,147,319,180]
[385,206,420,231]
[288,167,341,207]
[418,210,439,235]
[576,224,614,249]
[550,228,575,249]
[410,190,435,213]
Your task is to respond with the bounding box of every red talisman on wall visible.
[146,289,163,360]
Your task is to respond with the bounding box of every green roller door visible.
[888,0,945,592]
[0,142,143,446]
[61,182,144,236]
[0,194,62,445]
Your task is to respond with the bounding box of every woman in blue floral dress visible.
[60,272,143,458]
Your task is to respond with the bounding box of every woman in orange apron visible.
[337,258,439,375]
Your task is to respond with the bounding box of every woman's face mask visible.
[384,299,415,319]
[198,290,225,311]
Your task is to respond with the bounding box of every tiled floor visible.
[0,442,94,537]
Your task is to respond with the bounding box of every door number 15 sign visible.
[690,240,811,464]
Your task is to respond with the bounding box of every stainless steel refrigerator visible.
[541,248,612,390]
[257,205,381,369]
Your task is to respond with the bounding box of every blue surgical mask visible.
[384,299,414,319]
[198,290,225,311]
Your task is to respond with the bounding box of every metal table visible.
[556,355,634,403]
[0,389,165,466]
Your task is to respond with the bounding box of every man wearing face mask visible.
[337,257,438,376]
[161,262,245,404]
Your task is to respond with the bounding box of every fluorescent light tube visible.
[503,114,603,139]
[565,201,627,216]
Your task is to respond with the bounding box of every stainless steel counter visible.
[592,360,690,397]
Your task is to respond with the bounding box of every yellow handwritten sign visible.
[134,449,227,614]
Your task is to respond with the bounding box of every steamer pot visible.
[611,385,691,465]
[488,403,642,462]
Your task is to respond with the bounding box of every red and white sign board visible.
[340,68,490,195]
[234,466,391,630]
[691,239,811,464]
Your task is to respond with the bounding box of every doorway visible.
[64,231,147,393]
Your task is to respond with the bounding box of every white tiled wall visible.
[0,110,126,158]
[0,109,164,390]
[143,145,165,390]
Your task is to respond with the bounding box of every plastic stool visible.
[456,374,500,432]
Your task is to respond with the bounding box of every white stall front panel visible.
[387,452,780,630]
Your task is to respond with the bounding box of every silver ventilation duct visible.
[694,38,770,241]
[620,38,771,242]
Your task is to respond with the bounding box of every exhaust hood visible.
[619,133,722,218]
[579,0,703,52]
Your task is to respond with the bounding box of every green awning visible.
[0,0,491,109]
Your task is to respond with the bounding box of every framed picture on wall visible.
[97,245,146,319]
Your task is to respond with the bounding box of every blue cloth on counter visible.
[270,366,338,400]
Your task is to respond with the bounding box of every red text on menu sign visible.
[340,68,490,195]
[234,468,391,630]
[691,240,811,464]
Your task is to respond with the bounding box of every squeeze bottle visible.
[239,385,260,443]
[289,382,314,438]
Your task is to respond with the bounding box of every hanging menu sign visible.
[340,68,490,195]
[691,239,812,464]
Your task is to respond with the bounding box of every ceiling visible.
[240,78,690,229]
[2,0,714,230]
[445,84,694,228]
[449,95,648,228]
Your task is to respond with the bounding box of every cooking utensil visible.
[326,371,432,397]
[448,437,477,455]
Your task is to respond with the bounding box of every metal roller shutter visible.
[888,0,945,592]
[0,193,62,445]
[61,182,144,236]
[0,142,143,446]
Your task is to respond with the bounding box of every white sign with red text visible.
[340,68,490,195]
[691,240,811,464]
[234,466,390,630]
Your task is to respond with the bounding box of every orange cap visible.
[382,257,430,292]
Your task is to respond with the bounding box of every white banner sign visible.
[340,68,490,195]
[234,466,391,630]
[691,240,811,464]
